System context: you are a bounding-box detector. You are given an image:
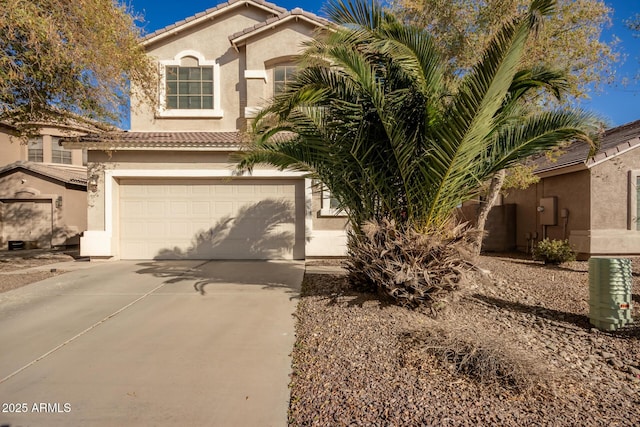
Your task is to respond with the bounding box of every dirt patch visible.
[0,270,68,293]
[0,250,74,293]
[290,255,640,425]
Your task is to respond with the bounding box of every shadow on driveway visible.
[134,259,304,297]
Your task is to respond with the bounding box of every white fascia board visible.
[586,141,640,169]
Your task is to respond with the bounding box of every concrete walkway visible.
[0,259,303,426]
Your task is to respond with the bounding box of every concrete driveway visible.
[0,259,303,426]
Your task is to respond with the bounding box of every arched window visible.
[158,51,222,118]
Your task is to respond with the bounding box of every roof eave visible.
[0,164,87,187]
[229,14,331,48]
[63,142,243,152]
[585,136,640,169]
[535,162,588,179]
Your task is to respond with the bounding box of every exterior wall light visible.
[88,175,99,193]
[55,196,63,208]
[536,206,545,212]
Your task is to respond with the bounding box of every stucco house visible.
[66,0,347,260]
[0,123,88,249]
[465,119,640,259]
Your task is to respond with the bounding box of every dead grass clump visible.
[401,324,548,394]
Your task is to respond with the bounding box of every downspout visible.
[561,208,569,240]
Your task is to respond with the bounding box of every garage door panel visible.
[169,201,188,216]
[191,202,210,216]
[146,201,166,216]
[214,186,234,195]
[1,200,53,248]
[119,180,303,260]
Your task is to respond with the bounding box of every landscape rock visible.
[291,255,640,426]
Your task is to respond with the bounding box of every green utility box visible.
[588,257,633,331]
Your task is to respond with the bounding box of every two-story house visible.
[0,122,88,249]
[67,0,348,260]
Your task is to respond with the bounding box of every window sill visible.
[157,109,224,118]
[319,208,348,218]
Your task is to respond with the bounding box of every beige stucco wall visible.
[502,169,591,253]
[589,148,640,230]
[502,153,640,257]
[131,8,274,132]
[0,131,25,166]
[0,170,87,247]
[583,147,640,255]
[131,7,321,133]
[244,22,320,110]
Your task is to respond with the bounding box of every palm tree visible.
[236,0,597,305]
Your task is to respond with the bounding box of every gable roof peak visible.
[228,6,331,47]
[142,0,288,46]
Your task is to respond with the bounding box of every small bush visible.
[532,238,576,265]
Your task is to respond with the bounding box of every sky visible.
[128,0,640,129]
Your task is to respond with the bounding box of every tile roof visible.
[142,0,286,45]
[0,162,87,186]
[534,119,640,174]
[65,131,246,150]
[229,7,331,46]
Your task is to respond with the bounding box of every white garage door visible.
[118,179,305,260]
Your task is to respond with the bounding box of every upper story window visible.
[28,139,43,162]
[52,137,72,164]
[158,50,222,118]
[166,66,214,110]
[274,65,297,95]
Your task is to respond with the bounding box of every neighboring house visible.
[0,123,89,249]
[0,122,87,168]
[464,119,640,259]
[66,0,347,260]
[0,162,87,249]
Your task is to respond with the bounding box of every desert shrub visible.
[344,219,476,308]
[532,238,576,265]
[401,326,545,394]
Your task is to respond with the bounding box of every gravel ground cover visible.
[0,250,73,293]
[291,255,640,426]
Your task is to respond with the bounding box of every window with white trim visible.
[274,65,297,95]
[28,138,43,162]
[158,51,222,118]
[320,185,346,217]
[52,137,72,164]
[165,66,214,110]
